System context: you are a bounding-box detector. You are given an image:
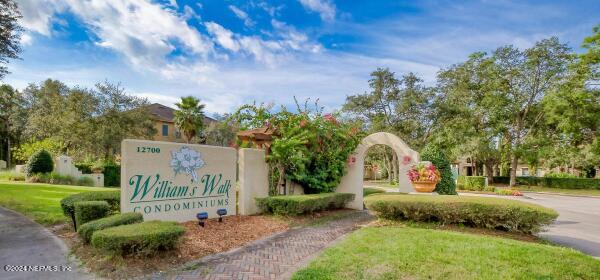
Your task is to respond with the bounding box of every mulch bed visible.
[58,215,288,279]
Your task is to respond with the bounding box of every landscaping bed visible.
[62,215,289,279]
[292,226,600,279]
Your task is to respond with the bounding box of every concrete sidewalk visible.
[0,207,91,280]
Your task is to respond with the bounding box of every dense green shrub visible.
[102,162,120,187]
[457,176,486,191]
[24,149,54,176]
[483,186,496,192]
[91,221,185,255]
[492,176,540,186]
[78,213,143,243]
[364,187,385,197]
[540,177,600,189]
[420,146,456,195]
[544,172,577,178]
[256,193,355,215]
[60,190,120,218]
[364,193,557,234]
[74,201,110,227]
[74,162,92,174]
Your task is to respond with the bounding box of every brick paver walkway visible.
[154,211,373,280]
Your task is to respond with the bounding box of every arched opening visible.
[336,132,419,210]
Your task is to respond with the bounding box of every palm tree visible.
[174,96,206,144]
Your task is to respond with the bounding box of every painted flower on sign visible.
[170,146,205,182]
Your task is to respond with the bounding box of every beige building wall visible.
[152,121,186,143]
[238,148,270,215]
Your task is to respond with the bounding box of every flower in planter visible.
[407,162,440,183]
[170,146,205,182]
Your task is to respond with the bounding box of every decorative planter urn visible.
[412,181,437,193]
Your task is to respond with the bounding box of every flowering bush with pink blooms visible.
[231,101,362,194]
[407,162,441,183]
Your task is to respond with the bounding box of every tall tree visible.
[174,96,206,144]
[0,0,22,80]
[93,82,155,159]
[491,38,572,186]
[343,69,434,183]
[542,25,600,175]
[0,84,26,166]
[204,113,238,147]
[435,52,504,182]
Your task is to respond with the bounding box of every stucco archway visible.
[336,132,420,210]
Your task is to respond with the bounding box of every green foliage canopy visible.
[232,101,362,193]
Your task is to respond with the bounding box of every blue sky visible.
[5,0,600,114]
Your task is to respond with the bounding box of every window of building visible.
[162,124,169,136]
[522,168,529,176]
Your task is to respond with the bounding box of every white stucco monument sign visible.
[121,139,237,222]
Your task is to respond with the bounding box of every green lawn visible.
[0,181,113,225]
[363,187,385,196]
[512,185,600,197]
[293,227,600,280]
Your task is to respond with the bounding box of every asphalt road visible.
[461,192,600,257]
[0,207,91,280]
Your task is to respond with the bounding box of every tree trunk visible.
[277,164,286,195]
[7,137,10,169]
[509,155,518,187]
[484,162,494,184]
[383,149,392,183]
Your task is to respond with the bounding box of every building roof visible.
[237,125,275,140]
[147,103,216,123]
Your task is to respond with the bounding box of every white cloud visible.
[228,5,254,27]
[183,5,201,21]
[18,0,214,70]
[298,0,336,21]
[17,0,63,36]
[205,22,240,52]
[205,21,321,66]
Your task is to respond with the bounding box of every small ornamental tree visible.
[25,149,54,176]
[420,145,457,195]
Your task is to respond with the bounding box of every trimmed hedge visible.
[457,176,486,191]
[493,176,600,190]
[256,193,355,215]
[74,201,110,227]
[364,193,558,234]
[78,213,143,243]
[91,221,185,255]
[60,190,120,217]
[540,177,600,189]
